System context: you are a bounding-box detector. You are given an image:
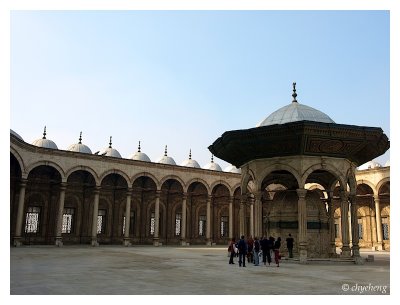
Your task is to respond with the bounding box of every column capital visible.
[253,191,263,201]
[182,192,188,200]
[93,186,101,194]
[126,188,133,197]
[155,190,162,198]
[60,182,67,191]
[228,195,234,203]
[206,194,213,202]
[339,189,349,200]
[373,195,380,203]
[19,178,28,187]
[296,188,307,198]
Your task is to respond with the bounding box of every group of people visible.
[228,234,294,268]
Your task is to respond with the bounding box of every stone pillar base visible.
[55,238,63,247]
[91,239,99,247]
[123,239,131,247]
[13,237,23,247]
[351,245,360,258]
[354,256,365,265]
[375,243,383,251]
[206,239,212,246]
[341,245,351,258]
[180,240,188,246]
[153,238,160,247]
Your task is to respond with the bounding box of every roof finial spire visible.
[292,82,298,103]
[164,145,168,156]
[189,149,192,160]
[211,154,214,163]
[109,136,112,148]
[138,141,141,152]
[79,131,82,144]
[42,126,47,139]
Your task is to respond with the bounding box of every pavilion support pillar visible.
[55,183,67,247]
[297,188,308,263]
[254,192,263,238]
[13,178,27,247]
[123,188,132,246]
[206,195,212,246]
[91,187,100,247]
[153,190,161,246]
[340,191,351,257]
[250,198,254,238]
[350,195,363,264]
[239,196,245,237]
[327,192,337,257]
[181,193,187,246]
[374,195,383,251]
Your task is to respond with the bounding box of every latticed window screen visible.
[175,213,182,236]
[334,218,340,238]
[221,216,228,237]
[97,209,106,234]
[199,215,206,236]
[25,206,40,233]
[122,211,135,235]
[358,218,363,240]
[62,208,75,234]
[150,212,155,235]
[382,217,389,240]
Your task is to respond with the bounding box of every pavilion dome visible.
[256,83,335,127]
[99,136,122,158]
[357,160,382,170]
[224,164,241,174]
[32,126,58,149]
[67,132,92,154]
[129,141,151,162]
[10,129,23,141]
[180,150,201,168]
[156,145,176,165]
[203,155,222,171]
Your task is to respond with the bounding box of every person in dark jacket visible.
[261,236,272,266]
[237,235,247,267]
[274,237,281,267]
[286,233,294,258]
[253,237,261,266]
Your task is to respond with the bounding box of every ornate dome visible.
[357,160,382,170]
[129,141,151,162]
[99,136,122,158]
[10,129,23,141]
[156,145,176,165]
[203,155,222,171]
[180,149,200,168]
[67,132,92,154]
[224,164,241,174]
[32,126,58,149]
[256,83,335,127]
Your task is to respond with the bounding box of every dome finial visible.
[109,136,112,148]
[79,131,82,144]
[189,149,192,160]
[138,141,141,152]
[164,145,168,156]
[292,82,298,103]
[42,126,47,139]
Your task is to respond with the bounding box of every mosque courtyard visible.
[10,245,389,295]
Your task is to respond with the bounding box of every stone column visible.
[340,191,351,257]
[297,188,308,263]
[348,205,352,247]
[181,192,187,246]
[239,195,245,237]
[229,196,234,239]
[55,183,67,247]
[206,195,212,246]
[374,195,383,251]
[153,190,161,246]
[123,188,132,246]
[250,197,254,238]
[91,186,100,247]
[13,178,27,247]
[327,191,337,256]
[254,192,263,238]
[349,195,362,263]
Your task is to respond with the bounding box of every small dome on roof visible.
[129,141,151,162]
[385,160,390,167]
[67,132,92,154]
[224,164,241,174]
[204,155,222,171]
[256,83,335,127]
[99,136,122,158]
[156,145,176,165]
[10,129,23,141]
[357,160,382,170]
[32,126,58,149]
[181,149,200,168]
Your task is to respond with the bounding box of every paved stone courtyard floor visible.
[10,245,390,295]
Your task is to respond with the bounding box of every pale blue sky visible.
[10,10,390,168]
